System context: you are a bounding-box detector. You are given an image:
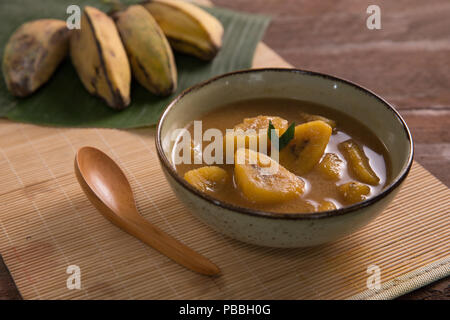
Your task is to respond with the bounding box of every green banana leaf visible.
[0,0,270,128]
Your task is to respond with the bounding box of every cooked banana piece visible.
[317,200,337,212]
[114,5,177,96]
[70,6,131,109]
[142,0,224,60]
[339,140,380,185]
[234,115,289,133]
[317,153,344,180]
[184,166,228,193]
[279,120,332,175]
[224,116,289,154]
[298,112,336,130]
[234,148,305,204]
[2,19,70,97]
[338,181,370,205]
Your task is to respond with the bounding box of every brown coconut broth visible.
[173,98,391,214]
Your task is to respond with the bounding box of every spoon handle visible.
[74,153,220,277]
[121,215,221,276]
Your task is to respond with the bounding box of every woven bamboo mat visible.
[0,42,449,300]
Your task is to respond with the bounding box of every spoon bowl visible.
[76,146,138,219]
[75,146,220,276]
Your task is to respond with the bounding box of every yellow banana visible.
[114,5,177,96]
[234,115,289,133]
[70,6,131,109]
[184,166,229,193]
[224,115,289,155]
[279,120,332,176]
[2,19,70,97]
[317,200,337,212]
[338,181,371,205]
[339,140,380,185]
[317,153,344,180]
[142,0,224,60]
[234,148,305,204]
[298,111,336,130]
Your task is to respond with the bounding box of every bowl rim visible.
[155,68,414,220]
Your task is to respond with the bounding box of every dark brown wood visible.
[0,255,22,300]
[398,276,450,300]
[214,0,449,300]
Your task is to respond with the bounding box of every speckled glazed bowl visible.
[156,68,413,248]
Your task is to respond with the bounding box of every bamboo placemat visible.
[0,42,449,300]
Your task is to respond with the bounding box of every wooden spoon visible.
[74,146,220,276]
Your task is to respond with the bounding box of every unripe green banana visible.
[114,5,177,96]
[142,0,224,60]
[2,19,70,97]
[70,6,131,109]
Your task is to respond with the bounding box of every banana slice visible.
[279,120,332,175]
[234,148,305,204]
[142,0,224,60]
[234,115,289,133]
[317,200,337,212]
[184,166,228,193]
[70,6,131,109]
[338,181,370,205]
[298,112,336,130]
[339,140,380,185]
[224,115,289,155]
[317,153,344,180]
[114,5,177,96]
[3,19,70,97]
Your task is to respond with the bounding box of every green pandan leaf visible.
[0,0,270,128]
[268,120,295,151]
[267,120,276,142]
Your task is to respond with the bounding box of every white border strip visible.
[348,256,450,300]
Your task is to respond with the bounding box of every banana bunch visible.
[2,0,224,108]
[2,19,70,97]
[70,6,131,109]
[142,0,224,60]
[113,4,177,96]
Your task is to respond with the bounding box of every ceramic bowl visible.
[156,68,413,248]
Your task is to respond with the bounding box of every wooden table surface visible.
[0,0,449,300]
